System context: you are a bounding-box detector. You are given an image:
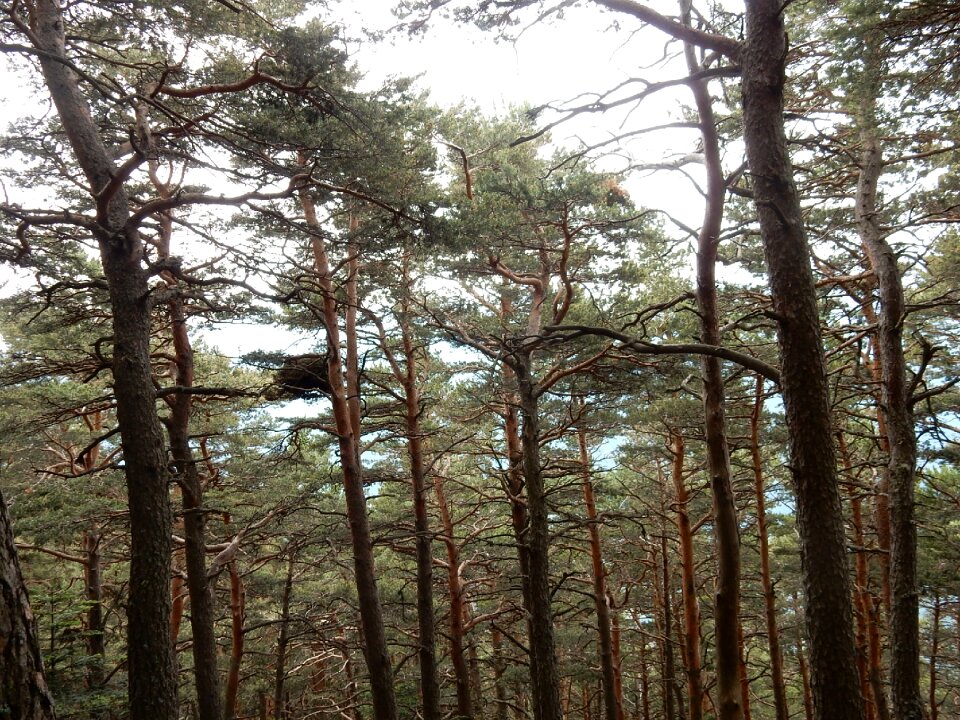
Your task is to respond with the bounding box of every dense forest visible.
[0,1,957,719]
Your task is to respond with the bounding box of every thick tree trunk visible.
[750,380,789,720]
[741,3,864,719]
[576,424,623,720]
[30,3,178,717]
[668,432,703,720]
[516,355,562,720]
[0,489,56,720]
[300,189,397,720]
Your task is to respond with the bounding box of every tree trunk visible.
[855,97,924,720]
[796,624,814,720]
[741,3,864,719]
[434,472,473,719]
[274,553,295,719]
[399,311,441,720]
[300,188,397,720]
[0,489,56,720]
[750,379,789,720]
[224,561,245,720]
[576,423,623,720]
[929,594,940,720]
[142,118,222,720]
[492,626,510,720]
[83,529,105,690]
[681,8,742,716]
[516,354,562,720]
[668,431,703,720]
[839,432,881,720]
[30,3,178,717]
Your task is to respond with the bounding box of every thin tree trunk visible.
[492,626,510,720]
[796,625,814,720]
[577,422,622,720]
[224,561,245,720]
[638,623,651,720]
[839,432,881,720]
[610,603,626,720]
[750,379,789,720]
[300,188,397,720]
[668,431,703,720]
[83,529,105,690]
[741,3,864,718]
[930,594,940,720]
[273,552,295,719]
[737,622,752,720]
[30,3,178,716]
[867,596,892,720]
[856,86,924,720]
[0,489,56,720]
[143,139,221,720]
[434,472,473,719]
[398,306,441,720]
[681,7,742,716]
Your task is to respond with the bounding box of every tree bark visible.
[146,143,221,720]
[273,552,295,719]
[0,489,56,720]
[855,99,925,720]
[300,188,397,720]
[397,301,441,720]
[929,594,940,720]
[516,353,562,720]
[741,3,864,719]
[83,529,105,691]
[668,431,703,720]
[224,561,245,720]
[29,2,178,717]
[750,379,789,720]
[681,8,742,716]
[434,472,473,719]
[576,423,623,720]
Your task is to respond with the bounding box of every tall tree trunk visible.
[655,528,678,720]
[839,432,883,720]
[668,431,703,720]
[224,561,245,720]
[638,622,651,720]
[795,623,814,720]
[83,529,105,690]
[929,594,940,720]
[855,87,924,720]
[516,353,562,720]
[434,472,473,719]
[750,379,789,720]
[681,7,742,716]
[274,552,295,719]
[300,188,397,720]
[741,3,864,718]
[492,626,510,720]
[0,489,56,720]
[576,422,623,720]
[30,2,178,717]
[398,308,441,720]
[143,137,221,720]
